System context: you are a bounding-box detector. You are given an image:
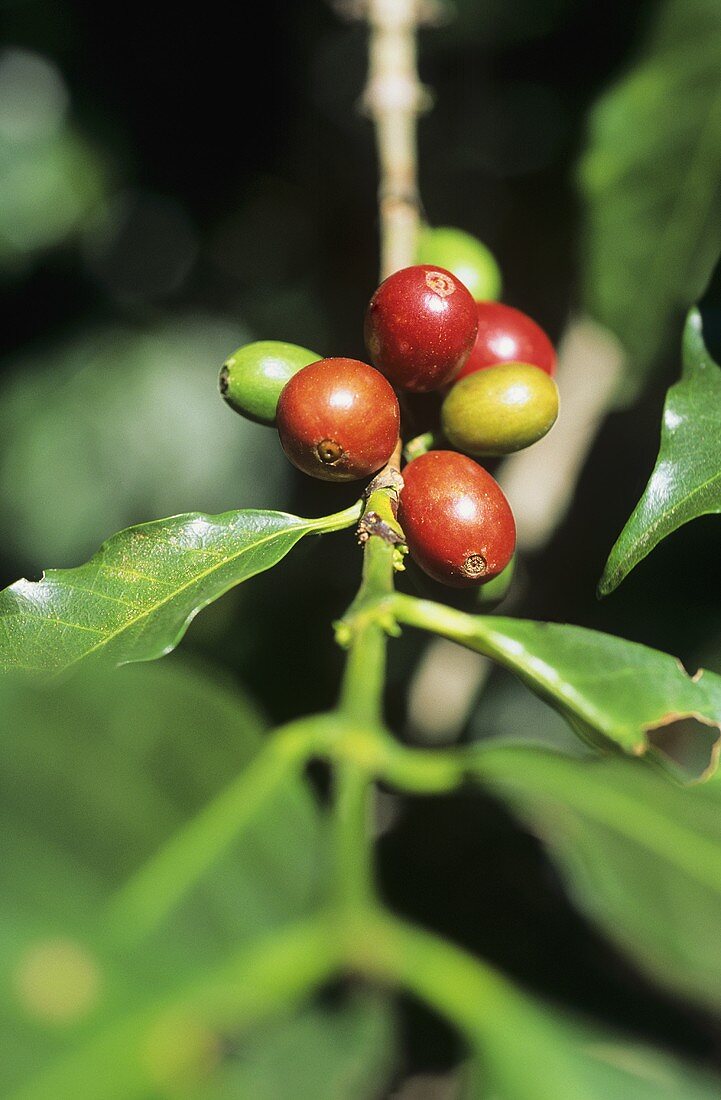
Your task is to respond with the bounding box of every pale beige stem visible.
[363,0,428,279]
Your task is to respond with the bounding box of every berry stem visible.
[403,428,444,461]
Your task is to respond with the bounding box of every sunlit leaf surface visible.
[600,309,721,594]
[0,506,356,675]
[397,598,721,772]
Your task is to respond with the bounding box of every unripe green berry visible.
[441,361,559,456]
[219,341,320,425]
[417,226,502,302]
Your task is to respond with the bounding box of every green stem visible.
[333,480,403,909]
[350,912,583,1098]
[19,914,342,1100]
[106,717,333,945]
[309,499,364,534]
[354,911,510,1048]
[339,536,396,724]
[403,429,444,462]
[333,762,375,912]
[392,592,492,650]
[106,707,466,950]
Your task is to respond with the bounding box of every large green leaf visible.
[471,745,721,1013]
[0,662,394,1098]
[600,309,721,594]
[579,0,721,396]
[0,504,357,676]
[380,914,721,1100]
[394,597,721,770]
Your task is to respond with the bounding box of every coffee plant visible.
[4,1,721,1097]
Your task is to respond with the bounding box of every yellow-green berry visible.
[441,361,559,456]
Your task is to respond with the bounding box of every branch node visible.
[357,510,406,546]
[364,465,404,500]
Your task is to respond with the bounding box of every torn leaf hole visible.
[645,713,721,784]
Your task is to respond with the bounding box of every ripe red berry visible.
[364,265,478,392]
[276,357,399,482]
[399,451,515,587]
[457,301,556,381]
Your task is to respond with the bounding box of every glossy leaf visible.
[395,597,721,771]
[0,504,358,676]
[600,310,721,594]
[472,745,721,1013]
[579,0,721,396]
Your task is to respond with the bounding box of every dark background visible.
[3,0,721,1085]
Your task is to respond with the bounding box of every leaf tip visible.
[684,305,702,334]
[596,566,619,599]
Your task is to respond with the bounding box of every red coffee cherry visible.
[457,301,556,381]
[399,450,515,587]
[364,265,478,392]
[276,357,399,482]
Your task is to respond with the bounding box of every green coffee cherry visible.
[219,341,320,425]
[441,361,559,456]
[416,226,502,302]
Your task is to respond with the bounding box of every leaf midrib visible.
[609,453,721,580]
[22,516,311,674]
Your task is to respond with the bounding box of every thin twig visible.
[363,0,428,279]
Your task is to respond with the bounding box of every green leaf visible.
[464,1000,721,1100]
[379,914,721,1100]
[394,597,721,772]
[0,503,358,676]
[579,0,721,396]
[201,995,394,1100]
[471,744,721,1013]
[0,663,395,1098]
[464,1018,721,1100]
[600,309,721,594]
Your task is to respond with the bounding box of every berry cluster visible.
[219,228,558,591]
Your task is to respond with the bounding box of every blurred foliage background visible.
[4,0,721,1093]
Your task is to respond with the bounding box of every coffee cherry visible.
[417,226,502,302]
[219,340,319,425]
[399,451,515,587]
[457,302,556,381]
[276,357,399,482]
[364,265,478,392]
[442,362,559,456]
